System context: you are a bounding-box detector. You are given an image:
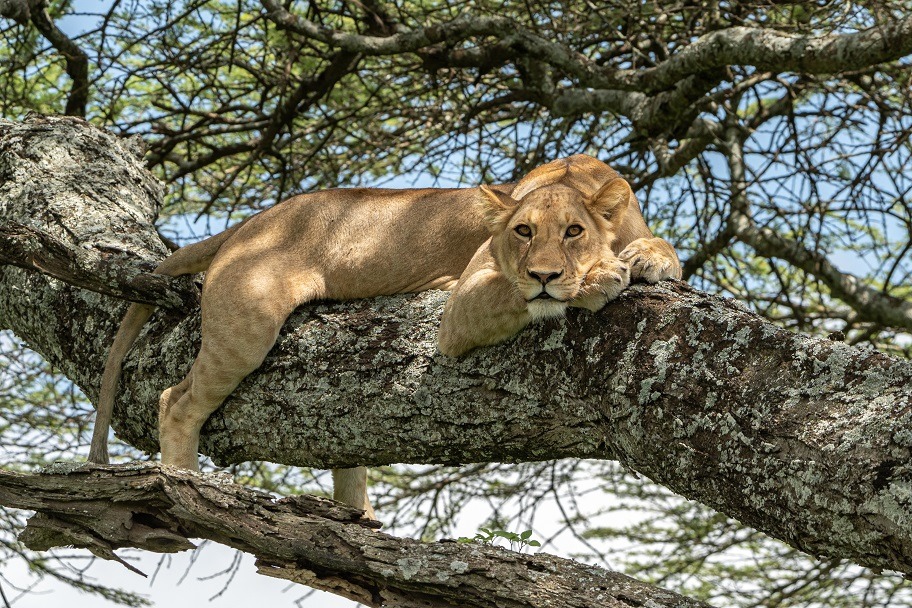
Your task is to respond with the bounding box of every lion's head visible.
[478,155,633,319]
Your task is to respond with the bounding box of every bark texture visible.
[260,1,912,91]
[1,117,912,580]
[0,463,708,608]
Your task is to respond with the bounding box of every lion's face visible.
[479,167,632,320]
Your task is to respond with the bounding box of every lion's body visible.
[90,155,681,520]
[207,187,493,301]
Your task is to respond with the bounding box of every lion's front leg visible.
[438,266,530,357]
[570,254,631,312]
[619,237,682,283]
[438,240,530,357]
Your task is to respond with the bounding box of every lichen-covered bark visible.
[0,464,709,608]
[1,117,912,579]
[0,115,192,383]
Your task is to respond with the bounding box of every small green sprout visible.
[457,527,542,552]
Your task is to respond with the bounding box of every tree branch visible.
[0,221,195,310]
[0,463,711,608]
[634,18,912,93]
[257,3,912,144]
[0,116,196,310]
[552,72,724,134]
[26,0,90,116]
[259,1,615,90]
[189,49,361,217]
[0,0,30,23]
[260,1,912,94]
[720,124,912,331]
[3,117,912,584]
[632,117,725,192]
[734,215,912,330]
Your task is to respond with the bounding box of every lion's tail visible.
[88,220,248,463]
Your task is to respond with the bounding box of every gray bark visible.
[0,463,709,608]
[258,3,912,140]
[259,1,912,92]
[1,115,912,587]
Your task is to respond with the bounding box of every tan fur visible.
[90,155,680,520]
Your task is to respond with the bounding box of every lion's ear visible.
[589,177,631,222]
[478,185,519,230]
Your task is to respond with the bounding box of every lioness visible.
[89,154,681,520]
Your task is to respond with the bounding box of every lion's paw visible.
[572,257,631,312]
[619,238,681,283]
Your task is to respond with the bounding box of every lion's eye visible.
[514,224,532,237]
[565,224,584,238]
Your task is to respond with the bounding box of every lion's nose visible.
[528,269,563,284]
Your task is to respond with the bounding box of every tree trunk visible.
[1,116,911,593]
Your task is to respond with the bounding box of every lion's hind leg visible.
[159,332,283,470]
[333,467,376,520]
[159,274,307,470]
[158,345,267,470]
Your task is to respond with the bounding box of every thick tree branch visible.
[0,221,195,310]
[258,3,912,143]
[552,72,724,134]
[0,464,710,608]
[2,117,912,583]
[259,1,615,90]
[0,0,29,22]
[260,1,912,94]
[634,19,912,92]
[0,117,196,310]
